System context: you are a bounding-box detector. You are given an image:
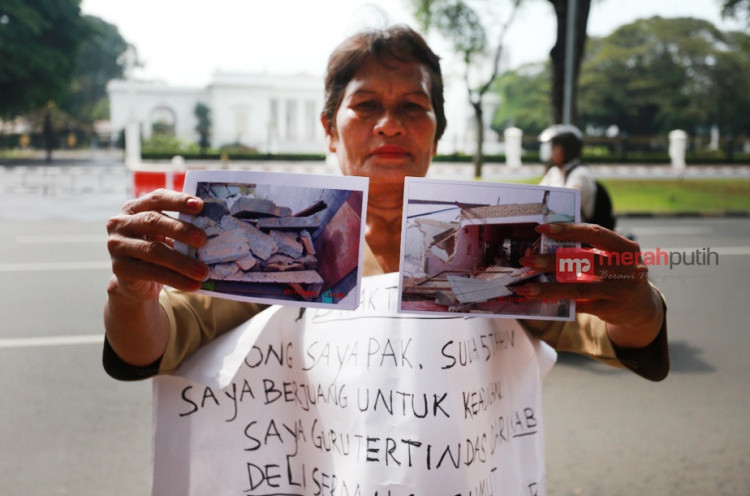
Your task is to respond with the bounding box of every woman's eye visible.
[403,101,427,111]
[354,101,379,111]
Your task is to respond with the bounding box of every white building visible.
[107,71,501,155]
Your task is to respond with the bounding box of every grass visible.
[509,177,750,214]
[601,178,750,214]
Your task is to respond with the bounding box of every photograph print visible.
[399,177,579,320]
[179,170,368,309]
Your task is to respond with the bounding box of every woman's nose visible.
[374,109,405,136]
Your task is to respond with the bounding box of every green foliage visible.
[578,17,750,136]
[59,15,132,126]
[491,63,551,134]
[141,134,200,154]
[721,0,750,29]
[433,1,487,62]
[194,102,211,152]
[0,0,89,117]
[151,121,173,136]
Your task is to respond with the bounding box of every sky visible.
[80,0,743,87]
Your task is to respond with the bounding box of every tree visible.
[491,62,551,134]
[411,0,521,178]
[721,0,750,30]
[60,15,133,127]
[0,0,89,117]
[194,102,212,155]
[546,0,592,125]
[577,17,750,137]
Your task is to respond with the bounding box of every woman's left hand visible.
[516,223,664,349]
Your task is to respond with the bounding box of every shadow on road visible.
[665,339,715,373]
[554,339,713,375]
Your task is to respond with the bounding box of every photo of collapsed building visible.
[400,180,578,319]
[189,181,363,305]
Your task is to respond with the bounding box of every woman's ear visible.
[321,115,337,153]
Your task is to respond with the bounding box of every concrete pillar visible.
[504,127,523,168]
[709,124,719,151]
[668,129,688,170]
[125,120,141,168]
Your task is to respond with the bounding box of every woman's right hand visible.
[106,189,210,302]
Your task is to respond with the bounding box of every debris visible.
[292,200,327,217]
[198,230,251,264]
[201,201,230,223]
[191,187,360,303]
[299,230,315,255]
[235,256,257,272]
[230,197,292,218]
[220,215,278,260]
[271,230,304,258]
[256,216,321,230]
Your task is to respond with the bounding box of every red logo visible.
[555,247,597,282]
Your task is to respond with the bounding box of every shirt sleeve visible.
[565,166,597,221]
[102,290,266,380]
[103,244,383,381]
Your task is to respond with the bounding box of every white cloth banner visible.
[153,273,557,496]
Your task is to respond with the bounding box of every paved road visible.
[0,190,748,495]
[544,217,750,495]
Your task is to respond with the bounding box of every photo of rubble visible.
[399,178,579,320]
[180,171,367,309]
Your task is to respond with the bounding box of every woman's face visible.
[323,57,438,188]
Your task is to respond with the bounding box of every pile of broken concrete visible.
[192,193,326,293]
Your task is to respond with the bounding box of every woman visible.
[103,24,667,491]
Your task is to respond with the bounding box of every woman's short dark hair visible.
[322,25,446,142]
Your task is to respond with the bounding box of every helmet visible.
[539,124,582,142]
[538,124,583,162]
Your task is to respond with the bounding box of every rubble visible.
[191,186,360,303]
[230,197,292,218]
[271,230,304,258]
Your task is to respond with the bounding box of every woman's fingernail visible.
[536,223,562,234]
[192,262,209,279]
[186,198,202,210]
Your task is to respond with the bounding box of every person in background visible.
[539,124,616,230]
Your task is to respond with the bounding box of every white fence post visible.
[125,120,141,169]
[668,129,687,171]
[504,127,523,168]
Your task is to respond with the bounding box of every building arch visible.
[148,106,177,137]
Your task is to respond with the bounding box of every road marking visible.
[15,234,105,244]
[0,261,110,272]
[0,334,103,349]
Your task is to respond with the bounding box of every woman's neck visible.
[365,182,404,273]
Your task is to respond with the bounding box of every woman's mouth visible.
[371,145,411,159]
